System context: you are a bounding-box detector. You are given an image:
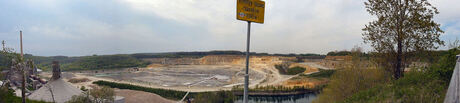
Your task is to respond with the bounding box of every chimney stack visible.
[51,61,61,80]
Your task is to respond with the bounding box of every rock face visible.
[143,55,294,66]
[200,55,244,65]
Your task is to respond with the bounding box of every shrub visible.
[429,48,460,82]
[93,80,234,102]
[344,71,447,103]
[0,87,49,103]
[274,63,306,75]
[93,80,186,100]
[68,78,90,83]
[287,66,306,75]
[193,91,234,103]
[313,53,390,103]
[90,86,115,103]
[305,69,336,78]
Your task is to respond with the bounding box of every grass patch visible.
[344,71,447,103]
[275,64,306,75]
[305,69,336,78]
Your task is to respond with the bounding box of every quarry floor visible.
[41,62,326,93]
[48,64,278,92]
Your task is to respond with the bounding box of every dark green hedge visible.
[93,80,235,103]
[93,80,186,100]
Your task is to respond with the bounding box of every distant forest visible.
[1,50,448,71]
[19,50,326,71]
[0,50,447,71]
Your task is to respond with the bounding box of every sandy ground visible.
[115,89,175,103]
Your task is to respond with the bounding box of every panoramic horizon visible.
[0,0,459,56]
[2,0,460,103]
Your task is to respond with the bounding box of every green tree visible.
[363,0,444,79]
[67,91,92,103]
[90,86,115,103]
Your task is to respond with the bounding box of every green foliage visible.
[363,0,444,79]
[90,86,115,103]
[275,63,291,74]
[0,87,49,103]
[63,55,148,71]
[193,91,234,103]
[429,48,460,82]
[313,63,390,103]
[28,56,80,71]
[332,48,459,103]
[93,80,187,100]
[304,69,336,78]
[93,80,235,102]
[66,92,92,103]
[80,86,88,91]
[243,85,322,93]
[344,71,447,103]
[274,63,306,75]
[287,66,306,75]
[0,50,20,71]
[327,51,351,56]
[30,54,148,71]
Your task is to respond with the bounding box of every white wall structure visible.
[444,56,460,103]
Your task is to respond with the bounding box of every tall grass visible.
[313,47,391,103]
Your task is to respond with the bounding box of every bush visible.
[0,87,49,103]
[313,60,390,103]
[344,71,447,103]
[93,80,186,100]
[429,48,460,82]
[66,92,91,103]
[305,69,336,78]
[287,66,306,75]
[192,91,234,103]
[90,86,115,103]
[274,63,306,75]
[68,78,90,83]
[93,80,234,102]
[340,48,459,103]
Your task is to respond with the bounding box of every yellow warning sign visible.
[237,0,265,24]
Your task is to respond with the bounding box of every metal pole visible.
[243,21,251,103]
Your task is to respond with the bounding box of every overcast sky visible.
[0,0,459,56]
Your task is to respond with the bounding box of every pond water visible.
[234,93,317,103]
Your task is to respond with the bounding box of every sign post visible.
[237,0,265,103]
